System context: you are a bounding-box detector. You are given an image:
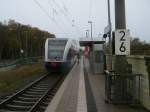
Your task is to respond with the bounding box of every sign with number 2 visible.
[115,29,130,55]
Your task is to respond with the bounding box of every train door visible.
[66,46,75,68]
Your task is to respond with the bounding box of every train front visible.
[45,39,67,73]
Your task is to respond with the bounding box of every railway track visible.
[0,73,65,112]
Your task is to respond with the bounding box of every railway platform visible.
[45,57,148,112]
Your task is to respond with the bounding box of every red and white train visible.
[44,38,79,73]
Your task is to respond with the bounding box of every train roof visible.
[46,37,79,41]
[47,38,69,41]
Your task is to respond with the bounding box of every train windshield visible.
[48,40,67,60]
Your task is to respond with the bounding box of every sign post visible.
[115,29,130,55]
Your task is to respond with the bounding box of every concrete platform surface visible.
[45,57,87,112]
[45,57,149,112]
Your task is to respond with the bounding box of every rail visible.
[0,72,64,112]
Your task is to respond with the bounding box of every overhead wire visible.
[48,0,77,37]
[60,0,82,33]
[50,0,72,24]
[33,0,54,22]
[33,0,67,34]
[47,0,72,35]
[50,0,82,36]
[34,0,82,38]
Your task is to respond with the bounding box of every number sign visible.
[115,29,130,55]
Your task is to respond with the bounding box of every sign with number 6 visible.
[115,29,130,55]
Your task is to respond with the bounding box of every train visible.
[44,38,80,73]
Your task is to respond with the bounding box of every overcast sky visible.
[0,0,150,42]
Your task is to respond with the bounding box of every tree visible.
[0,20,55,60]
[131,38,150,55]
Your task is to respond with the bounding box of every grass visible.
[0,63,46,94]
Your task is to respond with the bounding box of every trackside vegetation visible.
[0,63,46,95]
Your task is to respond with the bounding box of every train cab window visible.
[48,40,67,60]
[48,51,63,60]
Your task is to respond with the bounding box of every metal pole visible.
[114,0,127,74]
[88,21,94,73]
[25,31,28,58]
[113,0,128,102]
[115,0,126,29]
[18,25,22,58]
[88,21,93,41]
[107,0,112,70]
[91,22,94,73]
[107,0,111,27]
[91,22,93,41]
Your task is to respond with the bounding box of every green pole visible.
[114,0,129,74]
[113,0,129,101]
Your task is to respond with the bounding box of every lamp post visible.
[20,49,24,64]
[104,0,112,70]
[107,0,111,29]
[88,21,95,73]
[24,31,28,58]
[88,21,93,41]
[107,0,112,70]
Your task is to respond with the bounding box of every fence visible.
[0,56,43,72]
[105,70,141,104]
